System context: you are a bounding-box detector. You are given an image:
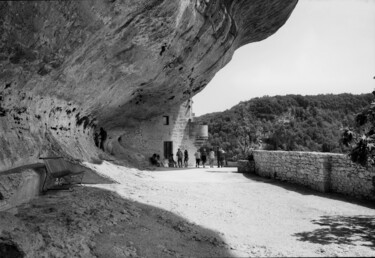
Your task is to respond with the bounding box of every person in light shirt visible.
[194,149,201,168]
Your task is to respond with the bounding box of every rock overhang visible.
[0,0,298,170]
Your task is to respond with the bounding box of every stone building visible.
[109,100,208,167]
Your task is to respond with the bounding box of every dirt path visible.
[89,162,375,257]
[1,162,375,257]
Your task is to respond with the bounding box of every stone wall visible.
[238,160,255,173]
[107,101,205,167]
[330,155,375,200]
[240,150,375,200]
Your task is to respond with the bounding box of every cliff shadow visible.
[204,168,238,173]
[150,167,238,173]
[293,215,375,249]
[241,172,375,210]
[79,164,117,184]
[0,186,233,257]
[149,167,200,172]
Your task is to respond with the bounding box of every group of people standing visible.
[151,147,226,168]
[194,147,225,168]
[174,148,189,168]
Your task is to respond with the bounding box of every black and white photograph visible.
[0,0,375,257]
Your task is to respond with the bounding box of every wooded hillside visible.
[195,93,373,160]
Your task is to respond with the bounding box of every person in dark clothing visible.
[201,148,207,168]
[216,147,221,167]
[150,153,162,167]
[150,153,157,165]
[184,150,189,168]
[217,147,225,168]
[99,127,107,151]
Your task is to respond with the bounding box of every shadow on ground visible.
[242,172,375,210]
[79,164,117,184]
[205,169,237,173]
[149,167,199,172]
[293,215,375,249]
[0,187,232,258]
[150,167,237,173]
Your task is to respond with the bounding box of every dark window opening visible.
[163,116,169,125]
[164,141,173,159]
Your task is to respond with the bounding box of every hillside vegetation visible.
[195,93,373,160]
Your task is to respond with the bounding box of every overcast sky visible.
[192,0,375,116]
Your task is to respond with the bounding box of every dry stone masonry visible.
[330,155,375,200]
[106,100,208,166]
[239,150,375,201]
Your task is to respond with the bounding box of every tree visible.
[195,92,373,157]
[232,110,261,158]
[341,90,375,166]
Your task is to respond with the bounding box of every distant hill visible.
[194,93,373,160]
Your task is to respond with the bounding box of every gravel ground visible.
[90,162,375,257]
[1,161,375,257]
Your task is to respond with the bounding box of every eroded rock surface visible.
[0,0,298,170]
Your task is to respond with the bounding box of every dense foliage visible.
[195,93,373,160]
[341,91,375,166]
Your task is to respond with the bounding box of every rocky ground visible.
[1,162,375,257]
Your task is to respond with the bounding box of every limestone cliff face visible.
[0,0,298,171]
